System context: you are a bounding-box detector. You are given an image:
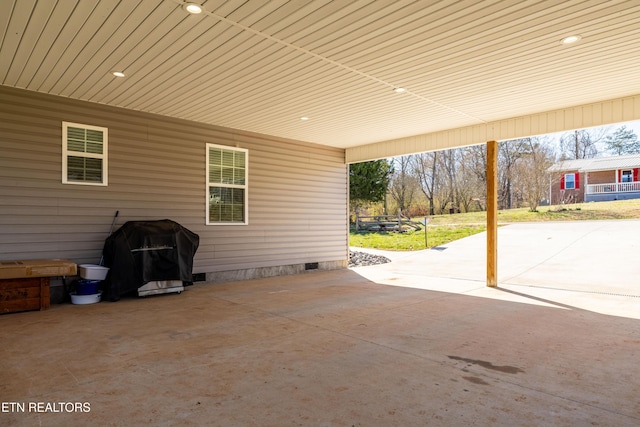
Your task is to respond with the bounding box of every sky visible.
[538,119,639,157]
[625,119,640,134]
[543,119,639,139]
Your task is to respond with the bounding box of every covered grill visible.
[102,219,199,301]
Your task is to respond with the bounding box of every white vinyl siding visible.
[62,122,107,186]
[346,95,640,164]
[206,144,248,225]
[1,86,347,275]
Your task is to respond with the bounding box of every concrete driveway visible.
[353,219,640,319]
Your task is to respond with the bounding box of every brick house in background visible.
[548,154,640,204]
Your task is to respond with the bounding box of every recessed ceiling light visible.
[112,71,125,77]
[561,35,582,45]
[394,87,406,93]
[300,116,309,121]
[183,3,203,14]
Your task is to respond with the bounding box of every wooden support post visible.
[487,140,498,287]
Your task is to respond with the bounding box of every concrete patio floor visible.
[1,221,639,426]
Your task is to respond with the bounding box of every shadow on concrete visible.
[1,268,639,426]
[494,286,587,312]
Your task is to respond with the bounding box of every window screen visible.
[206,144,248,225]
[62,122,107,186]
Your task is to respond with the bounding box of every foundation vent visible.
[192,273,206,282]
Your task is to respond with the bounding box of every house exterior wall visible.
[584,168,640,202]
[551,168,640,204]
[550,170,584,205]
[0,86,348,289]
[586,170,616,185]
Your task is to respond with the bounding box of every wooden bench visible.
[0,259,76,314]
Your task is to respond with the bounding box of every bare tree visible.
[439,149,458,213]
[464,144,488,210]
[389,155,416,216]
[455,148,484,212]
[512,137,555,211]
[559,127,608,159]
[413,152,439,215]
[433,147,481,213]
[499,139,529,209]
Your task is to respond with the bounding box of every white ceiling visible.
[2,0,640,150]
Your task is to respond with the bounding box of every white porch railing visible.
[586,181,640,194]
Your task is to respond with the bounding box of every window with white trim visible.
[206,144,248,225]
[621,170,632,183]
[62,122,108,186]
[564,173,575,189]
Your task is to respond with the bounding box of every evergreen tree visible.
[349,160,393,213]
[604,125,640,155]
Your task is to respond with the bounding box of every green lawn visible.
[350,224,486,250]
[350,199,640,251]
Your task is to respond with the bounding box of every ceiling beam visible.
[346,94,640,163]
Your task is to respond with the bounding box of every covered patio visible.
[1,221,639,426]
[1,2,640,425]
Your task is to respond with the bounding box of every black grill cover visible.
[102,219,199,301]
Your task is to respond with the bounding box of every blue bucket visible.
[76,280,100,295]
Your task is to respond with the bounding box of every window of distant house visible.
[621,170,633,183]
[62,122,108,186]
[206,144,248,225]
[564,173,576,189]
